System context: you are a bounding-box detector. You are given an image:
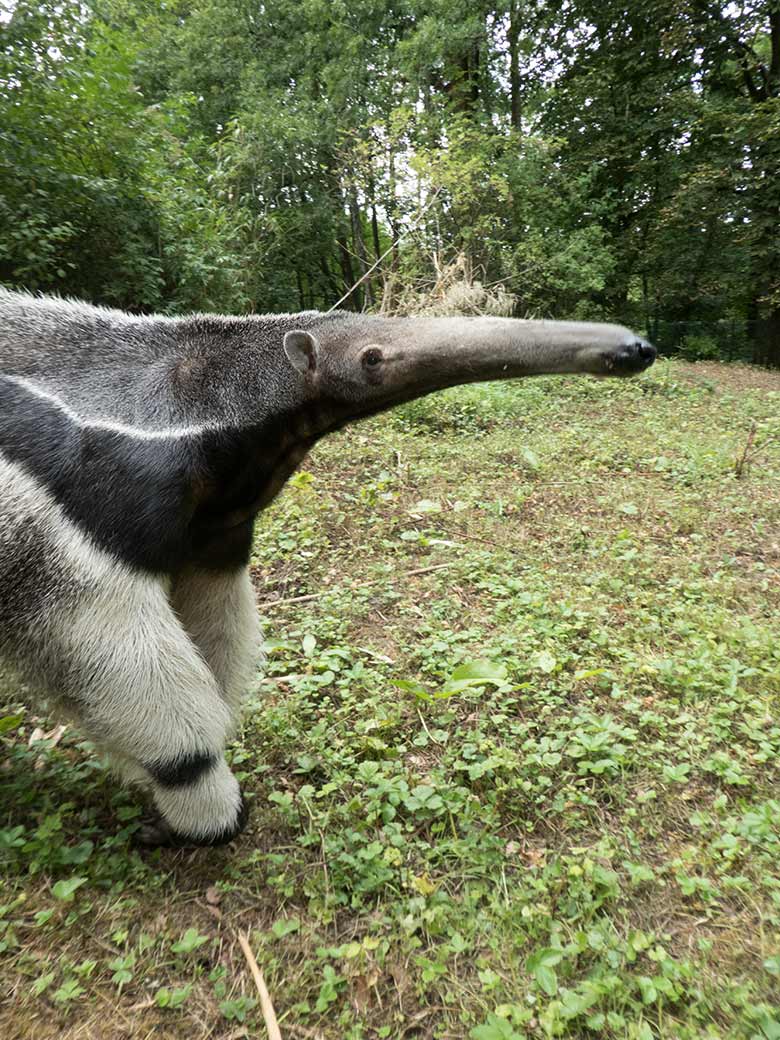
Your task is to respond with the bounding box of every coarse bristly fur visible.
[0,287,655,847]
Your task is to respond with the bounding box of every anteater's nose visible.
[611,336,657,374]
[637,338,656,363]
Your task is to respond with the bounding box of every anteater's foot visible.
[133,794,250,849]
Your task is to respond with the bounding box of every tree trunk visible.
[387,144,400,266]
[336,228,357,310]
[349,186,373,309]
[318,258,341,304]
[769,6,780,96]
[508,0,522,131]
[369,175,382,263]
[764,309,780,369]
[295,270,305,311]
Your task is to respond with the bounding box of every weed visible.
[1,361,779,1038]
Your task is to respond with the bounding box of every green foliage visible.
[51,877,88,903]
[677,335,722,362]
[1,0,778,359]
[155,984,192,1009]
[170,929,210,955]
[1,364,780,1035]
[219,994,256,1020]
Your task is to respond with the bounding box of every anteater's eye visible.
[363,348,383,369]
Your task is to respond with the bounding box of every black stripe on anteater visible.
[0,379,198,572]
[0,379,317,574]
[148,750,218,788]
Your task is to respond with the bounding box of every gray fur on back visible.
[0,287,655,847]
[0,287,350,427]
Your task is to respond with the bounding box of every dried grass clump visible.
[381,253,516,318]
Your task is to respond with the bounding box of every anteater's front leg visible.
[1,456,251,847]
[170,566,263,722]
[55,572,248,847]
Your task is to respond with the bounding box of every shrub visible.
[677,333,720,361]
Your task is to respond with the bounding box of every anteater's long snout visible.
[384,317,658,384]
[610,336,657,375]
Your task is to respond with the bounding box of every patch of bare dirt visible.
[674,360,780,392]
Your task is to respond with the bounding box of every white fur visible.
[0,454,246,838]
[1,374,216,439]
[171,567,264,720]
[154,758,242,841]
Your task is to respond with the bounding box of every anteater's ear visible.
[283,330,320,375]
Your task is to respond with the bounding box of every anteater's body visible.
[0,288,655,845]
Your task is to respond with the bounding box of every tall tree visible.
[0,0,777,364]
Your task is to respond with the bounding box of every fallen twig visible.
[286,1021,326,1039]
[734,421,757,478]
[261,562,454,608]
[237,931,282,1040]
[124,997,156,1013]
[28,723,67,747]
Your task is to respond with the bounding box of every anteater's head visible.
[191,313,655,537]
[281,314,655,424]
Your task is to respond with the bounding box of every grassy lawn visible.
[2,359,780,1039]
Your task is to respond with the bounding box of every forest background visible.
[1,0,779,365]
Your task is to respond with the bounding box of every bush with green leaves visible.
[677,334,721,362]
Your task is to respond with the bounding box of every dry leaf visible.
[29,724,67,747]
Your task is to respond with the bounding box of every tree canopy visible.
[1,0,778,362]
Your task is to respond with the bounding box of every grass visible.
[2,358,780,1040]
